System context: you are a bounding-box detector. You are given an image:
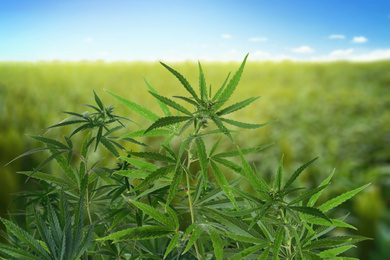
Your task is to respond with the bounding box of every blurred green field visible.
[1,60,390,258]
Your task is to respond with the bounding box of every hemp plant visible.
[1,54,370,259]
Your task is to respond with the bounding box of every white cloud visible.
[231,48,390,62]
[218,49,247,61]
[253,51,270,57]
[351,36,368,43]
[97,51,110,56]
[272,55,299,61]
[251,51,271,60]
[329,48,354,57]
[222,34,232,39]
[349,49,390,61]
[84,37,93,43]
[250,52,297,61]
[248,37,268,42]
[329,34,345,39]
[290,46,315,54]
[309,48,390,62]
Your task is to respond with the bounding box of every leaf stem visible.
[186,172,195,223]
[184,124,201,259]
[279,208,293,258]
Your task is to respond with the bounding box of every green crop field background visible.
[1,61,390,258]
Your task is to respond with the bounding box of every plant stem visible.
[186,173,195,223]
[186,157,201,259]
[280,208,293,258]
[186,171,200,259]
[86,189,93,225]
[184,125,201,259]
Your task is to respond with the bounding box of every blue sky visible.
[1,0,390,62]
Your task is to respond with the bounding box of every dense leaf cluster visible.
[1,55,370,259]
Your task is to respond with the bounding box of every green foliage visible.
[0,189,93,260]
[1,55,371,259]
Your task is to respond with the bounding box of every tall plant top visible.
[1,54,370,260]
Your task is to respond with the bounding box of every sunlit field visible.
[1,60,389,258]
